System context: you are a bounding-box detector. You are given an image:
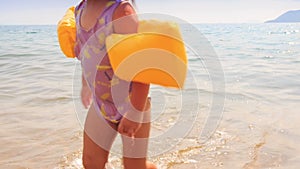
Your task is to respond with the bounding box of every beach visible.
[0,23,299,168]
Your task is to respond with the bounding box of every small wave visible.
[55,150,83,169]
[150,131,233,168]
[26,31,38,34]
[263,55,274,59]
[288,41,299,45]
[242,132,268,169]
[0,53,41,58]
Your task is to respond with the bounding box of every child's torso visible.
[75,0,129,122]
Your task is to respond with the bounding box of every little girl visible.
[74,0,157,168]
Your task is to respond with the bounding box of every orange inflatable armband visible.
[106,20,187,89]
[57,7,76,58]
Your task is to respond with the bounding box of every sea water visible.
[0,23,299,169]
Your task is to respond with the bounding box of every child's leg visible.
[122,122,157,169]
[83,132,111,169]
[83,103,118,169]
[121,100,157,169]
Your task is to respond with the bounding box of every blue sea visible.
[0,23,299,169]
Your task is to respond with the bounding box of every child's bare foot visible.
[146,161,157,169]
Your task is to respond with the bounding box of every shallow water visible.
[0,23,299,169]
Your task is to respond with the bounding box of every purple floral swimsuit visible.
[75,0,130,123]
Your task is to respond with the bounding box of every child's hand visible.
[118,116,142,137]
[81,85,92,109]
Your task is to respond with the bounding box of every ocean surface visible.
[0,23,299,169]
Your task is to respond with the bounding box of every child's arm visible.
[81,73,92,109]
[119,82,150,137]
[113,2,150,137]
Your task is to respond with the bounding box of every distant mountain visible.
[265,10,300,23]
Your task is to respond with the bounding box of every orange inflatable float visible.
[57,7,76,58]
[106,20,187,88]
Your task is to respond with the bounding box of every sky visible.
[0,0,299,24]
